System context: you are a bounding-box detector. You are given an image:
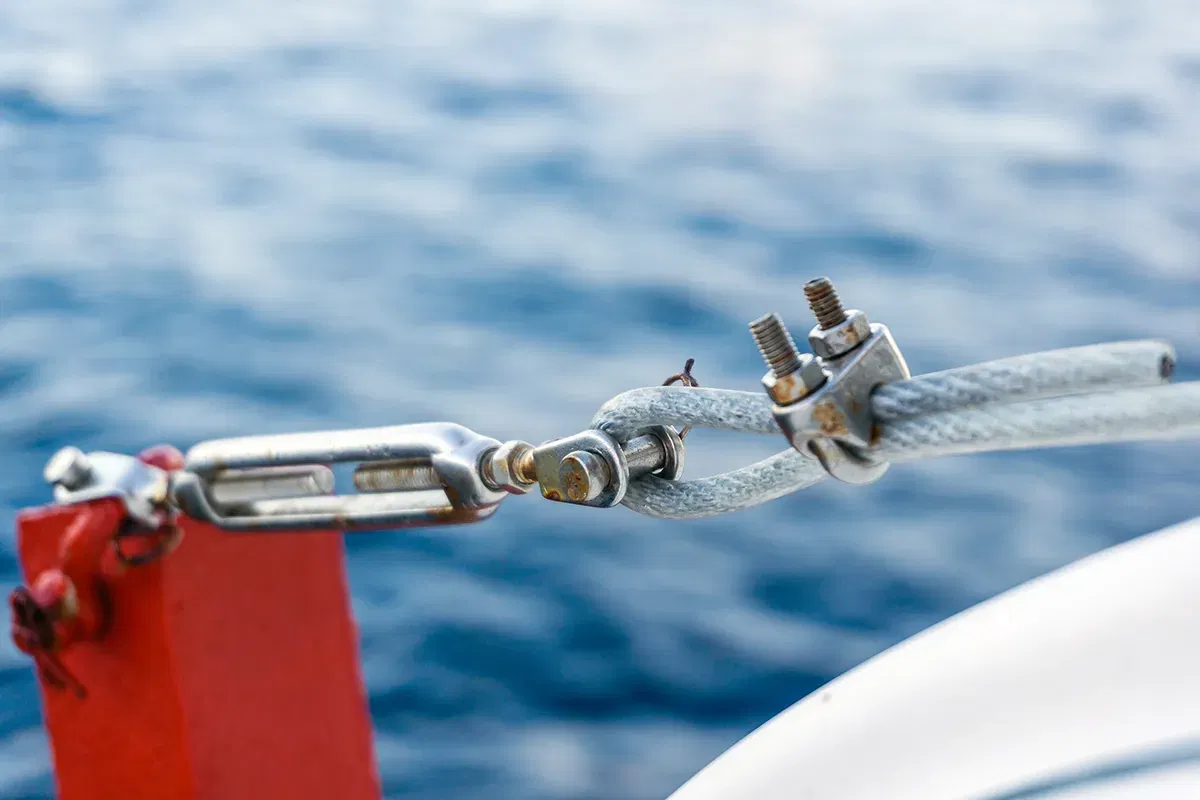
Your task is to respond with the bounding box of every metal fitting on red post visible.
[14,442,382,800]
[9,445,184,697]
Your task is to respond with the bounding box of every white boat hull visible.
[670,517,1200,799]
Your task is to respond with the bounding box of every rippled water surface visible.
[1,1,1199,797]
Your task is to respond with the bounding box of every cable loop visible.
[592,341,1198,519]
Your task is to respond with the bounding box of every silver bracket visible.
[43,447,172,529]
[771,321,910,484]
[172,422,507,532]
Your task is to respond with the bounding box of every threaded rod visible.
[354,461,441,493]
[750,313,804,377]
[804,277,847,329]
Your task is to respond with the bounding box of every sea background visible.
[0,1,1198,797]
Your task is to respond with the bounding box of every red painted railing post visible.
[11,446,381,800]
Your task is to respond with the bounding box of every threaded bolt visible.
[515,448,537,484]
[750,313,804,378]
[353,461,442,493]
[804,277,848,330]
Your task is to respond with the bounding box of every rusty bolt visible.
[750,312,805,379]
[804,277,848,329]
[761,354,827,405]
[559,451,611,503]
[804,277,872,360]
[809,308,872,361]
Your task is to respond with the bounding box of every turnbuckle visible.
[751,277,909,484]
[171,423,508,532]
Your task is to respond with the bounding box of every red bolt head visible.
[136,445,186,472]
[31,570,78,621]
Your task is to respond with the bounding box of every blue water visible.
[1,2,1199,797]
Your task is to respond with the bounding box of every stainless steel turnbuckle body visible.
[171,422,508,532]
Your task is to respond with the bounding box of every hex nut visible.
[762,354,827,406]
[808,309,871,360]
[486,441,536,495]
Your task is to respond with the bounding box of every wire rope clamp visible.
[172,422,508,531]
[751,278,910,484]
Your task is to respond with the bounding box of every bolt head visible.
[43,446,93,491]
[559,451,609,503]
[486,441,536,495]
[809,309,871,360]
[32,569,78,620]
[762,354,827,405]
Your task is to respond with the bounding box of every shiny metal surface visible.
[174,422,506,531]
[208,465,336,506]
[43,446,94,492]
[45,450,171,529]
[482,441,538,495]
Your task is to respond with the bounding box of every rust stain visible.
[813,401,849,437]
[432,506,473,523]
[562,474,586,503]
[768,372,804,405]
[542,489,563,502]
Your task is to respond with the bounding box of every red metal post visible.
[13,447,381,800]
